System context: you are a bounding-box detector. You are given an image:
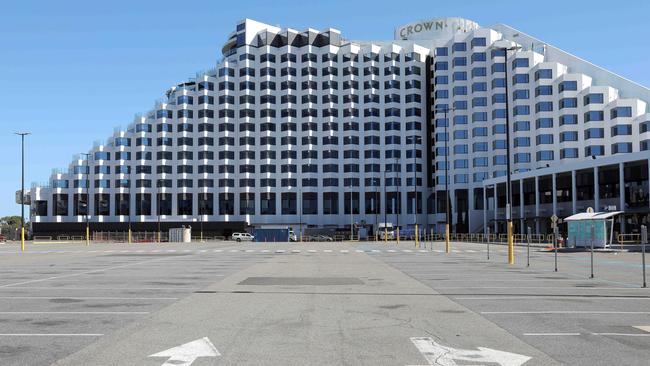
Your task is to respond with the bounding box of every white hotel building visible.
[27,17,650,237]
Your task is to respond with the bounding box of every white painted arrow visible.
[148,337,220,366]
[409,337,531,366]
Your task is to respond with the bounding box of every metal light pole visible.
[412,135,419,247]
[80,152,92,246]
[383,169,388,243]
[433,107,455,254]
[15,132,30,252]
[395,157,400,244]
[492,44,521,265]
[127,166,132,244]
[157,179,161,243]
[298,188,302,242]
[349,181,354,240]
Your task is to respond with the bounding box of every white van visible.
[231,232,254,242]
[376,223,395,240]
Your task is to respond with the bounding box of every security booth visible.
[564,211,622,248]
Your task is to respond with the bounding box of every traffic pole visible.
[590,225,595,279]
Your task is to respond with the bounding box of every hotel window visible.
[611,142,632,154]
[611,125,632,136]
[536,134,554,145]
[585,128,604,139]
[514,153,531,163]
[536,150,554,161]
[513,74,529,84]
[514,137,530,147]
[610,106,633,119]
[560,131,578,142]
[560,148,579,159]
[584,93,604,105]
[534,69,552,80]
[512,58,529,68]
[584,111,604,122]
[559,98,578,109]
[471,37,486,47]
[535,85,553,96]
[558,80,578,92]
[585,145,605,156]
[514,121,530,131]
[559,114,578,125]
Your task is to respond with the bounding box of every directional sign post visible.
[148,337,220,366]
[408,337,531,366]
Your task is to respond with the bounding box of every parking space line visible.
[0,256,173,288]
[0,333,104,337]
[482,311,650,315]
[523,333,581,336]
[0,296,179,300]
[591,332,650,337]
[0,311,149,314]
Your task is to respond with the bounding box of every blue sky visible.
[1,0,648,217]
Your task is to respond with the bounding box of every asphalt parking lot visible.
[0,240,648,365]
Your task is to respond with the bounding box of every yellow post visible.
[86,226,90,246]
[128,228,132,244]
[157,230,161,244]
[507,220,514,264]
[200,230,203,243]
[396,227,400,244]
[384,227,388,244]
[445,223,450,253]
[21,227,25,252]
[414,224,419,248]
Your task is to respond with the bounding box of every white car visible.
[231,232,254,242]
[289,230,297,242]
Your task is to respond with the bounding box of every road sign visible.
[551,214,558,223]
[409,337,531,366]
[148,337,220,366]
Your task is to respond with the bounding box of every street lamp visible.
[412,135,420,247]
[491,44,522,265]
[395,156,400,244]
[80,152,92,246]
[383,168,388,243]
[15,132,29,252]
[433,106,456,254]
[298,187,302,242]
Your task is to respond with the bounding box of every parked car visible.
[316,235,333,242]
[289,230,297,242]
[231,232,254,242]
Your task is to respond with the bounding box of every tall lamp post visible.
[412,135,420,247]
[433,107,455,254]
[80,152,92,246]
[383,168,388,243]
[492,44,521,265]
[15,132,30,252]
[395,157,400,244]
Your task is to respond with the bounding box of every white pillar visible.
[571,170,577,214]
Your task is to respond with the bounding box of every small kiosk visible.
[564,210,622,249]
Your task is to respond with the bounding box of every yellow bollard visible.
[21,227,25,252]
[128,228,132,244]
[396,227,400,245]
[86,226,90,246]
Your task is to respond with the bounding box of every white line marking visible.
[0,296,178,300]
[409,337,531,366]
[523,333,581,336]
[466,250,477,253]
[592,333,650,337]
[0,333,104,337]
[387,250,396,253]
[0,311,149,314]
[261,249,270,253]
[308,250,317,253]
[340,250,349,253]
[149,337,220,366]
[356,250,364,253]
[482,311,650,315]
[634,325,650,333]
[323,249,332,253]
[456,296,650,300]
[245,250,255,253]
[0,256,173,288]
[402,250,412,253]
[213,250,222,252]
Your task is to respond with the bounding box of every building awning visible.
[564,211,623,221]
